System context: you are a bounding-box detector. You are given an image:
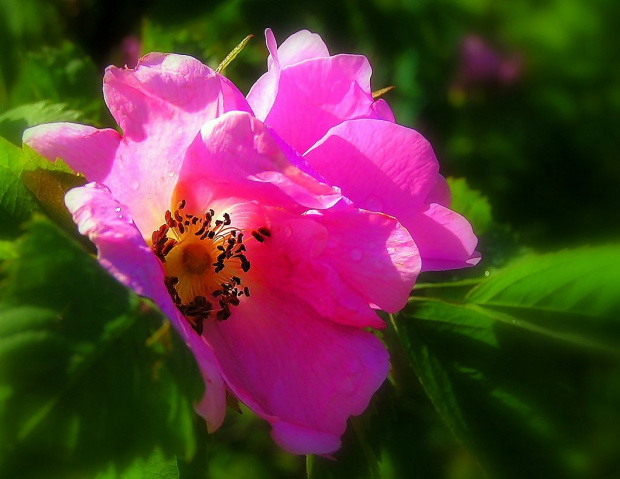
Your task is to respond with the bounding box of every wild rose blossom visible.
[23,29,479,455]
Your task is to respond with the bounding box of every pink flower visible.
[456,34,522,88]
[23,29,479,455]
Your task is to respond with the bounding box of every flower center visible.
[150,200,269,335]
[181,243,212,275]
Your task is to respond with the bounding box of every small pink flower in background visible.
[23,29,479,454]
[119,35,141,69]
[456,34,522,88]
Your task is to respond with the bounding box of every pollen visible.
[150,200,269,335]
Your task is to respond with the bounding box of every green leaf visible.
[0,240,17,261]
[447,177,493,235]
[96,449,179,479]
[467,246,620,355]
[468,246,620,318]
[397,245,620,479]
[0,101,85,146]
[307,415,381,479]
[0,217,203,479]
[8,42,101,123]
[0,138,84,238]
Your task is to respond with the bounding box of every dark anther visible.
[240,257,251,272]
[251,231,265,243]
[194,224,207,237]
[165,210,177,228]
[164,276,181,305]
[257,227,271,237]
[161,239,177,257]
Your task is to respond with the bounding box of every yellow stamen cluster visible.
[150,200,269,334]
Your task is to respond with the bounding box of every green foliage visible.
[96,449,179,479]
[0,138,84,238]
[8,42,102,122]
[0,217,203,479]
[307,417,381,479]
[447,177,493,236]
[397,246,620,479]
[0,101,85,146]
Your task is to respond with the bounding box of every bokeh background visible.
[1,0,618,478]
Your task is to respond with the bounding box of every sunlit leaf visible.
[397,245,620,479]
[0,217,203,478]
[0,138,82,238]
[9,42,101,123]
[447,177,493,236]
[468,246,620,319]
[96,449,179,479]
[0,101,85,145]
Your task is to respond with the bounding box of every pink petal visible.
[23,123,121,182]
[264,56,376,154]
[100,53,251,234]
[175,111,341,211]
[248,30,379,153]
[426,174,452,207]
[312,207,421,312]
[304,118,440,211]
[304,119,480,270]
[65,183,227,431]
[103,53,251,141]
[247,28,329,122]
[270,28,330,67]
[204,292,390,454]
[245,207,385,329]
[403,203,481,271]
[371,99,396,122]
[246,32,280,121]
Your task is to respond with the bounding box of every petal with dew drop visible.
[65,183,227,431]
[244,207,386,329]
[204,290,389,455]
[401,203,481,271]
[175,111,341,212]
[23,123,120,182]
[304,118,440,211]
[312,207,421,312]
[304,118,479,270]
[100,53,251,234]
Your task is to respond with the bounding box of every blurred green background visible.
[1,0,618,478]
